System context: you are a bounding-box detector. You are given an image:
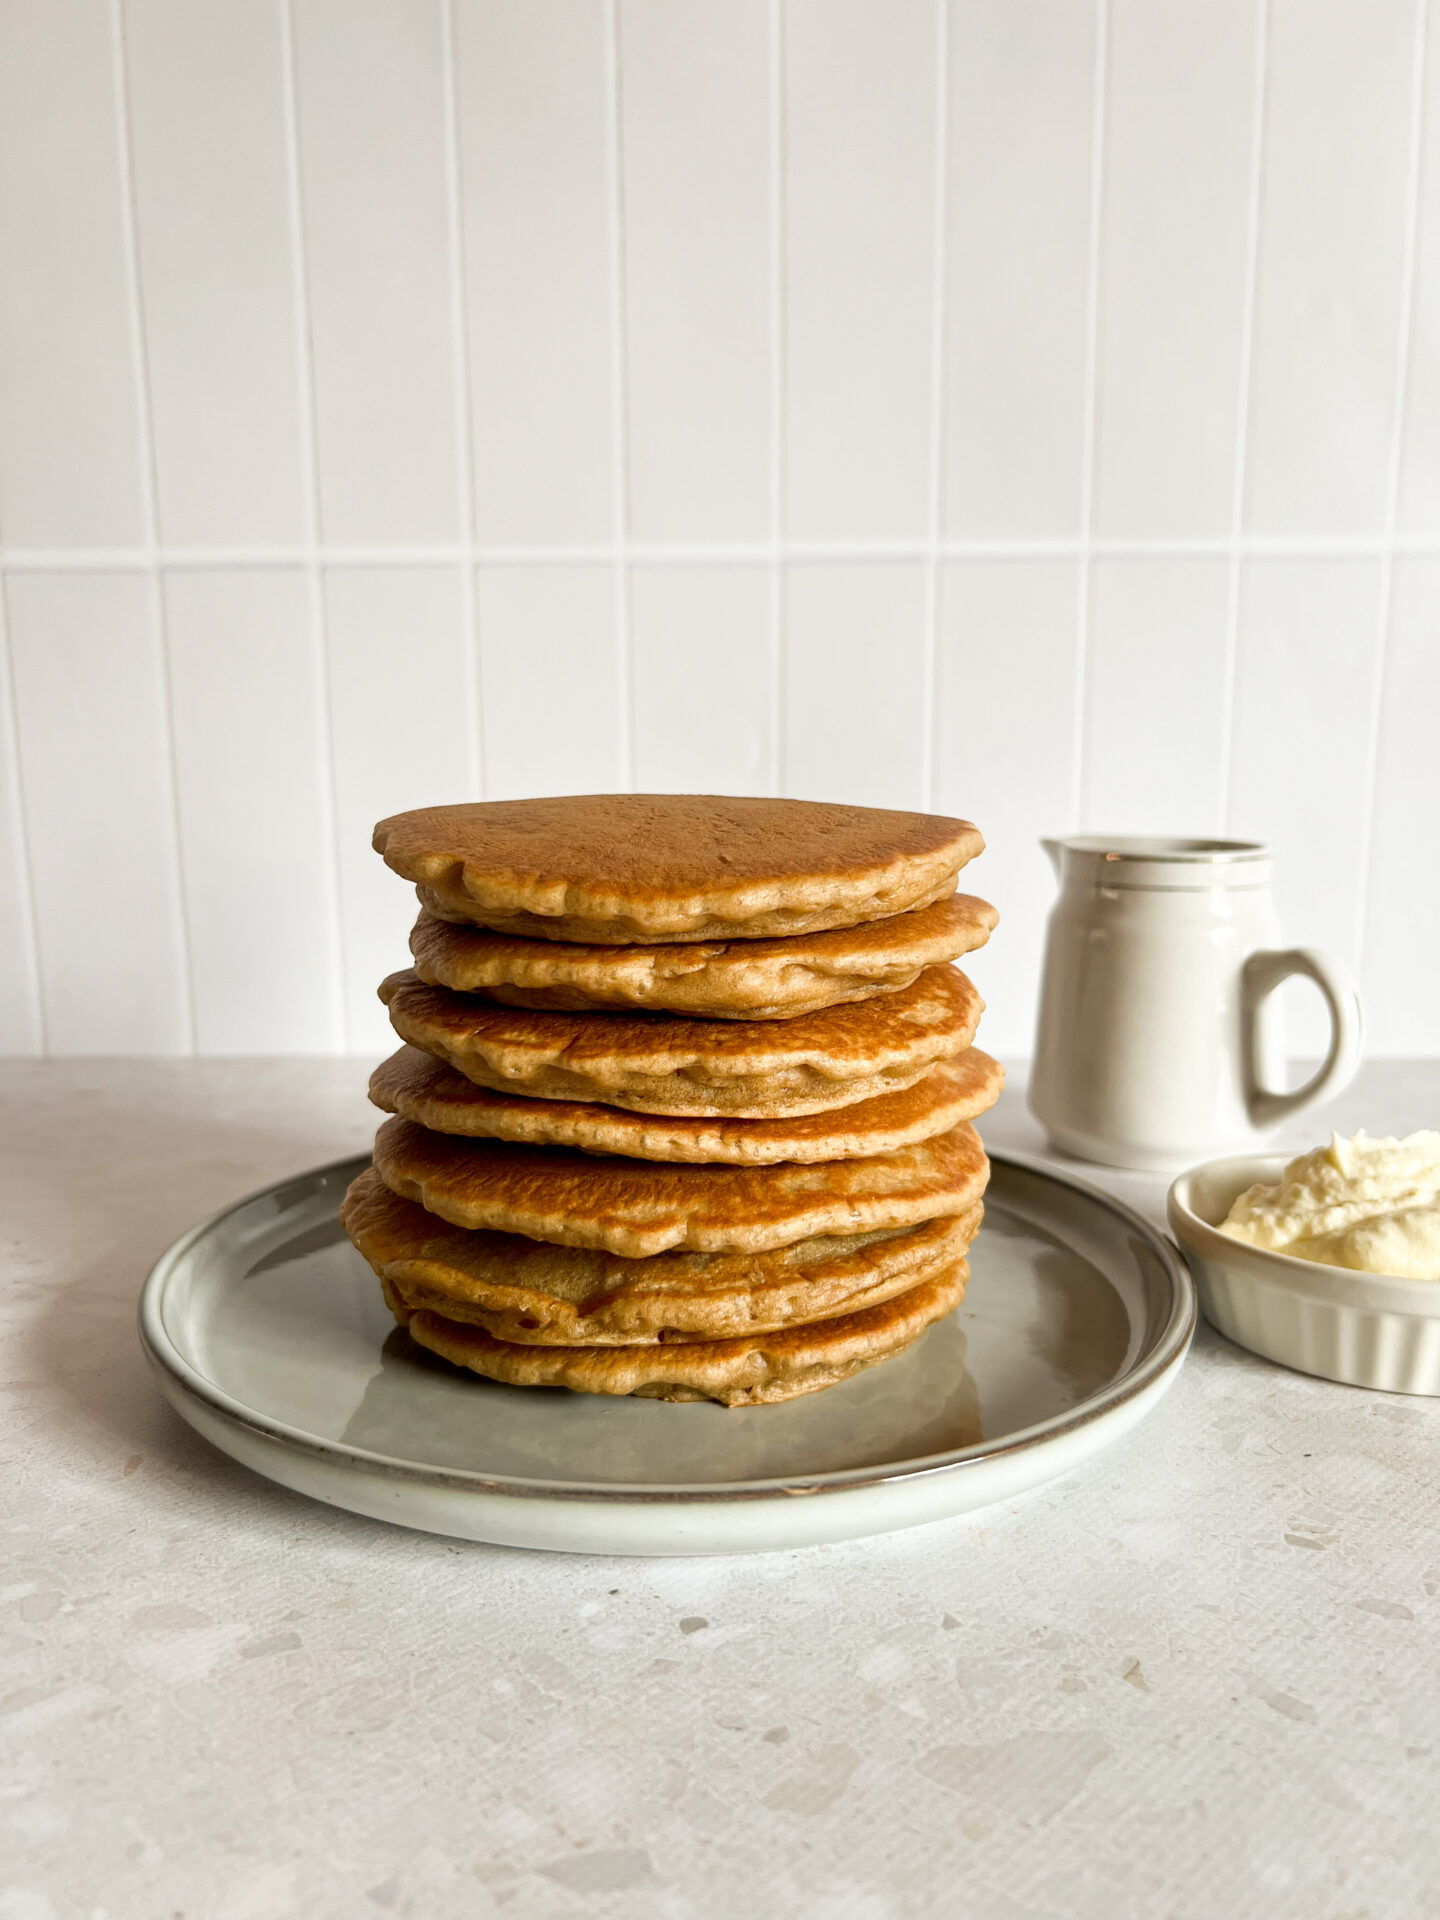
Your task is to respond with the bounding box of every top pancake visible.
[408,892,997,1020]
[374,794,982,943]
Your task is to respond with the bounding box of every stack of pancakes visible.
[341,795,1002,1407]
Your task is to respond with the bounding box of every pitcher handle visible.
[1242,947,1363,1131]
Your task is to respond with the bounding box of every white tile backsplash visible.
[620,0,773,544]
[1398,0,1440,537]
[784,0,938,542]
[631,565,774,791]
[6,571,189,1053]
[1363,556,1440,1054]
[123,0,309,545]
[164,568,342,1052]
[0,0,144,549]
[477,564,623,798]
[0,1,1436,1060]
[325,565,476,1054]
[292,0,461,546]
[1243,0,1420,537]
[937,558,1081,1058]
[942,0,1097,542]
[457,0,615,547]
[1228,558,1385,1052]
[783,562,929,807]
[0,596,43,1053]
[1092,0,1259,540]
[1082,557,1231,833]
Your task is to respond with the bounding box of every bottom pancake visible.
[384,1263,968,1407]
[344,1166,980,1344]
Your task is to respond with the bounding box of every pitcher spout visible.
[1041,837,1065,878]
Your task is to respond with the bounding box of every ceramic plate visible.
[138,1151,1194,1556]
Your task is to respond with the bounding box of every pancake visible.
[385,1261,970,1405]
[374,794,982,943]
[369,1044,1005,1164]
[372,1113,989,1256]
[408,893,998,1020]
[379,964,982,1118]
[344,1167,981,1343]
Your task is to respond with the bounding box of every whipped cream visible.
[1218,1130,1440,1281]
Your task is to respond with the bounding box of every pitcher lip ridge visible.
[1049,835,1269,864]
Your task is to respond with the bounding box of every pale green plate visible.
[139,1151,1193,1555]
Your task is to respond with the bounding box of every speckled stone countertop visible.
[3,1056,1438,1919]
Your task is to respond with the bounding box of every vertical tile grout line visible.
[768,0,788,797]
[1218,0,1271,835]
[278,0,348,1053]
[108,0,197,1057]
[439,0,485,802]
[1071,0,1110,833]
[603,0,636,790]
[1355,0,1429,988]
[0,578,46,1053]
[921,0,950,812]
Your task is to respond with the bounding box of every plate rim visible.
[138,1148,1195,1507]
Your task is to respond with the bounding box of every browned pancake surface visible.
[372,1113,989,1256]
[369,1044,1003,1164]
[387,1262,970,1405]
[344,1167,980,1343]
[409,893,997,1019]
[375,794,982,942]
[380,964,982,1118]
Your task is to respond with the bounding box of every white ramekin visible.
[1168,1153,1440,1395]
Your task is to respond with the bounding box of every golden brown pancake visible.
[379,964,982,1118]
[385,1261,970,1405]
[344,1167,980,1343]
[373,795,982,943]
[372,1113,989,1256]
[369,1044,1004,1164]
[408,893,998,1020]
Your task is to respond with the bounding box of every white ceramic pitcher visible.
[1028,836,1363,1171]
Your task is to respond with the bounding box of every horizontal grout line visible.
[4,536,1440,573]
